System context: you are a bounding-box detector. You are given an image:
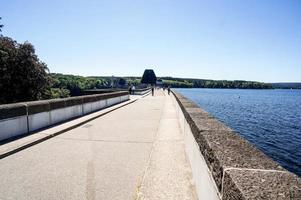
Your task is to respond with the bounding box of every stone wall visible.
[171,90,301,200]
[0,91,129,141]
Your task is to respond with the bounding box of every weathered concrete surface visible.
[0,90,196,200]
[223,169,301,200]
[137,93,197,200]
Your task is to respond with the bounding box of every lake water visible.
[176,88,301,176]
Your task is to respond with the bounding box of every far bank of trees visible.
[50,74,132,97]
[160,77,273,89]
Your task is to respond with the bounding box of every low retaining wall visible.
[171,90,301,200]
[84,88,151,95]
[132,88,151,95]
[0,91,129,141]
[84,89,124,95]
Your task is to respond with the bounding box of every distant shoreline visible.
[172,88,301,90]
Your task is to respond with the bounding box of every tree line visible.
[0,17,274,104]
[50,74,130,97]
[160,77,273,89]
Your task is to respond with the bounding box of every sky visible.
[1,0,301,82]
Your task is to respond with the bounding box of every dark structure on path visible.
[141,69,157,85]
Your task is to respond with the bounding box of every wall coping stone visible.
[83,94,98,103]
[223,169,301,200]
[172,90,301,200]
[84,89,121,94]
[26,101,50,115]
[0,103,27,120]
[133,88,150,92]
[64,96,84,107]
[48,99,66,110]
[95,91,126,100]
[85,88,149,95]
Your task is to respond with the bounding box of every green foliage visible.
[126,77,141,86]
[272,83,301,89]
[118,78,126,86]
[50,73,108,96]
[43,88,70,99]
[160,77,273,89]
[0,36,51,104]
[141,69,157,84]
[162,80,193,88]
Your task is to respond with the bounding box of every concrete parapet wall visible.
[132,88,151,95]
[84,88,150,95]
[171,90,301,200]
[0,116,28,141]
[0,91,129,142]
[27,101,51,132]
[0,103,28,141]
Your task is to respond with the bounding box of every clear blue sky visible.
[1,0,300,82]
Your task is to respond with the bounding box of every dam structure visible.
[0,89,300,200]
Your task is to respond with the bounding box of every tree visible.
[0,17,3,32]
[141,69,157,85]
[118,78,126,86]
[127,78,140,86]
[0,36,51,104]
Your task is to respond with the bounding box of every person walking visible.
[129,85,132,95]
[151,85,155,96]
[167,86,171,95]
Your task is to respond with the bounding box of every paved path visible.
[0,90,197,200]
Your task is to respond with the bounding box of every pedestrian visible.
[167,86,171,95]
[129,85,132,95]
[151,85,154,96]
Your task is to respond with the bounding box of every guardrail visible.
[0,91,129,142]
[171,90,300,200]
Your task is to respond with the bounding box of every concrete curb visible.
[0,93,150,159]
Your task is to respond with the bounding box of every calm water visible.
[176,88,301,176]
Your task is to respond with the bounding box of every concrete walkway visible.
[0,90,197,200]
